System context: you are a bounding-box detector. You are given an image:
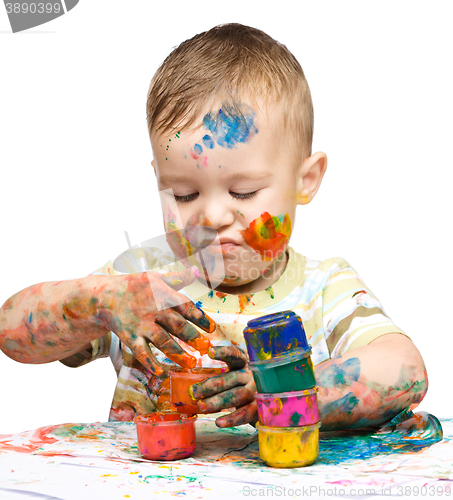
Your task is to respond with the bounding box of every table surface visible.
[0,410,452,500]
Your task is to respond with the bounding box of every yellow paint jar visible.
[256,421,321,468]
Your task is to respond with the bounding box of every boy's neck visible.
[213,251,289,296]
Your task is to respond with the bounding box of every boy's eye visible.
[174,193,198,204]
[174,191,258,203]
[230,191,258,201]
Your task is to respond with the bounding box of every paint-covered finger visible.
[160,266,199,291]
[173,300,216,333]
[208,345,247,369]
[196,385,254,413]
[190,369,250,400]
[146,323,197,370]
[215,401,258,428]
[127,335,165,376]
[156,309,212,356]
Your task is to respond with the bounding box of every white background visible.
[0,1,452,434]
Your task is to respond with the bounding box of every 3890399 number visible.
[396,485,451,496]
[5,3,61,14]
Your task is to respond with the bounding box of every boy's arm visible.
[0,277,111,364]
[315,333,427,430]
[0,268,215,375]
[190,333,428,430]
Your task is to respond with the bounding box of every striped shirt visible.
[60,247,407,421]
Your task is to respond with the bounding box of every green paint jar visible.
[250,350,316,393]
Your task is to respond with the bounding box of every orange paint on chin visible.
[240,212,291,261]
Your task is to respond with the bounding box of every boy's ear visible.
[297,152,328,205]
[151,159,156,176]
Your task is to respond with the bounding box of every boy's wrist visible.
[78,274,123,331]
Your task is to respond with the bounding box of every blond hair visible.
[146,23,314,161]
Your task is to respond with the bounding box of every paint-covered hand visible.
[190,345,258,428]
[97,266,215,376]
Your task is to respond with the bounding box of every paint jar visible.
[250,350,316,393]
[256,421,321,468]
[169,367,227,414]
[255,388,319,427]
[243,311,309,362]
[134,412,197,461]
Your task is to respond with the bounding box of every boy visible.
[0,23,427,431]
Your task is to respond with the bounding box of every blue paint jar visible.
[243,310,309,363]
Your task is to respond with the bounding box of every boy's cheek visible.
[240,211,292,262]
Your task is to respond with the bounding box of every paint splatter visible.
[221,275,241,285]
[238,294,254,313]
[202,102,258,149]
[165,222,198,265]
[265,286,274,299]
[240,212,291,261]
[237,210,245,218]
[202,135,214,149]
[216,291,228,302]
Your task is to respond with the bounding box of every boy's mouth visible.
[209,238,242,254]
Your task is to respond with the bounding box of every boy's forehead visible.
[151,100,287,171]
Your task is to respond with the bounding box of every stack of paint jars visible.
[243,311,320,468]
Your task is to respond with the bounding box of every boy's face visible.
[151,101,323,293]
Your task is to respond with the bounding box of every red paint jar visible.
[134,412,197,461]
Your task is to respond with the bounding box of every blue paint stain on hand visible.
[202,135,215,149]
[202,103,258,149]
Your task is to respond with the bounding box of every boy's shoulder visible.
[290,247,356,281]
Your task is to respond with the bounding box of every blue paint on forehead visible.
[193,143,203,155]
[202,135,215,149]
[202,103,258,149]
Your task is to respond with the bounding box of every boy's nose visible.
[202,200,235,230]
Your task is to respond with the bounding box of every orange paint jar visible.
[169,367,227,414]
[134,412,197,461]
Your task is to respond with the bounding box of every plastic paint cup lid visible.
[169,367,227,378]
[244,310,310,362]
[254,387,318,400]
[134,413,197,426]
[256,421,321,433]
[249,348,312,369]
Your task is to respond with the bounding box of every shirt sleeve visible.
[59,260,118,368]
[59,332,112,368]
[321,261,410,357]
